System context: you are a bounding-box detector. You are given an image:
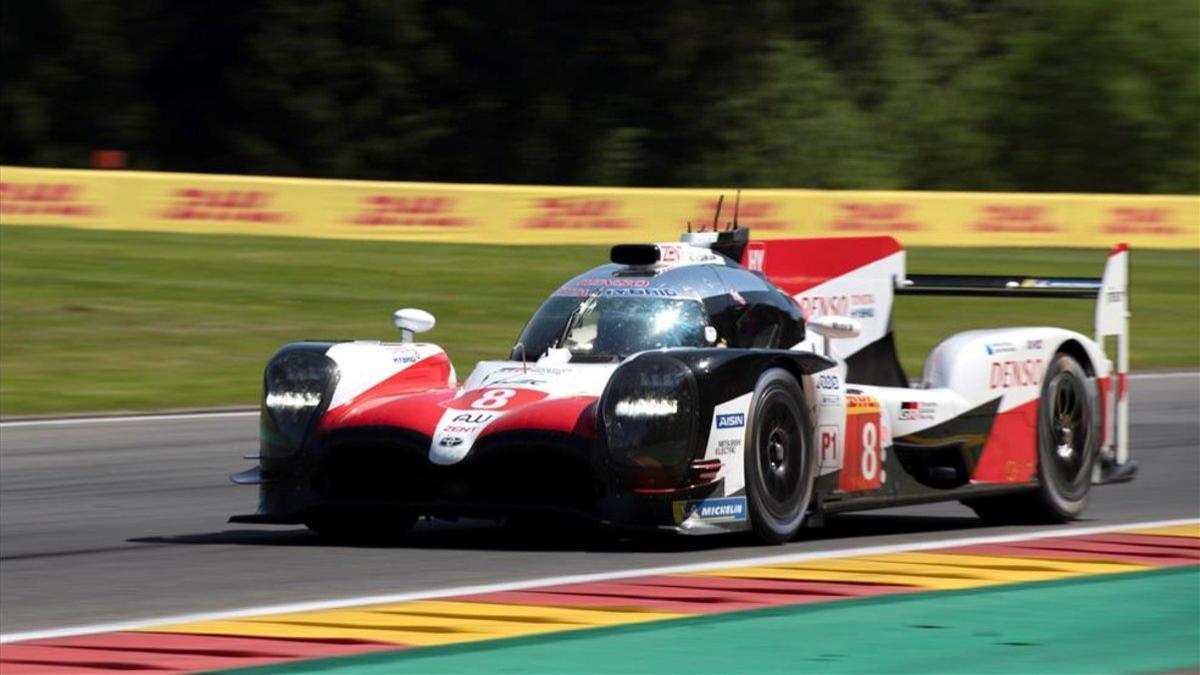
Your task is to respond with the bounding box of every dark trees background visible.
[2,0,1197,193]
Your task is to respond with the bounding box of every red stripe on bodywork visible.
[741,236,902,296]
[0,632,400,674]
[479,396,599,438]
[357,352,454,400]
[971,397,1038,483]
[319,352,455,434]
[319,388,454,437]
[457,574,910,614]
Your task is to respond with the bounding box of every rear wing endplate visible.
[896,244,1132,480]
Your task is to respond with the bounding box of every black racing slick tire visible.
[744,368,817,544]
[965,353,1101,524]
[304,512,417,543]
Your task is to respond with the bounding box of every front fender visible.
[598,348,834,491]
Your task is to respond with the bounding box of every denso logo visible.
[989,358,1044,389]
[796,294,874,319]
[715,413,745,429]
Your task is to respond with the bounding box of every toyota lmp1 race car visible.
[231,222,1136,543]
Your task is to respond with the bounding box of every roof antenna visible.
[731,189,741,231]
[710,194,725,233]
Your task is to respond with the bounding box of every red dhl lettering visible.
[160,189,287,223]
[365,196,454,213]
[690,200,786,230]
[349,195,467,227]
[174,189,267,209]
[1,183,77,202]
[536,198,616,217]
[699,199,777,218]
[830,202,920,231]
[0,182,100,217]
[1101,207,1180,235]
[973,205,1061,233]
[989,358,1044,389]
[523,198,629,229]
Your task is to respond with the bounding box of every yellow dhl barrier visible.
[1,165,1197,248]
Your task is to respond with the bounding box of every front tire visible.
[744,368,817,544]
[965,353,1101,523]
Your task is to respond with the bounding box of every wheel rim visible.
[754,390,805,519]
[1044,370,1090,492]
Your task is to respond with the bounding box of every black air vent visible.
[611,244,660,266]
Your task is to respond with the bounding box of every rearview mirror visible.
[806,315,861,339]
[393,308,436,343]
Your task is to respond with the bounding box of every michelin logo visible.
[715,413,745,429]
[679,497,748,523]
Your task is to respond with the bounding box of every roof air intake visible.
[610,244,660,266]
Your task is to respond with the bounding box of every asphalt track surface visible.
[1,374,1197,636]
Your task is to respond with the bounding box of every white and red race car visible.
[232,227,1134,543]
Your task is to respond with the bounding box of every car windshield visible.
[514,294,709,360]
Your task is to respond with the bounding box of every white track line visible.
[2,371,1194,430]
[0,410,257,429]
[1128,371,1200,381]
[2,517,1195,645]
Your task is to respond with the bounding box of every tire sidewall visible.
[744,368,816,543]
[1036,354,1101,519]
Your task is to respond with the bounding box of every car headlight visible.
[262,346,337,456]
[613,397,679,418]
[602,356,697,473]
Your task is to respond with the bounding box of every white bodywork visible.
[429,360,618,465]
[325,341,455,410]
[697,238,1130,522]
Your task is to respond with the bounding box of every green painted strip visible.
[220,567,1200,675]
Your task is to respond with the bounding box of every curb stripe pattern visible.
[1,523,1197,674]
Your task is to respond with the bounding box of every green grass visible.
[1,225,1196,415]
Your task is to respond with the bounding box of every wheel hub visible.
[1056,425,1074,459]
[767,428,787,471]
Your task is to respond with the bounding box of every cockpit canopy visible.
[512,250,806,363]
[516,294,711,361]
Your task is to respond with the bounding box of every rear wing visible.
[897,244,1131,476]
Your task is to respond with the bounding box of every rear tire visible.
[965,353,1100,524]
[744,368,817,544]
